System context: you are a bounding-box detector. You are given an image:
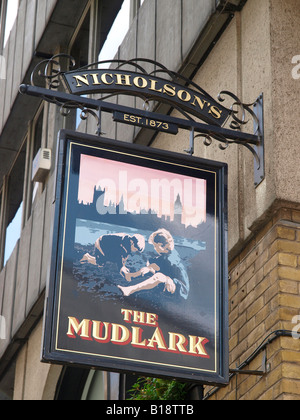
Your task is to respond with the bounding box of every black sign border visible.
[42,129,229,387]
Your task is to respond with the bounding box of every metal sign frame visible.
[62,68,230,126]
[20,56,264,186]
[42,130,229,386]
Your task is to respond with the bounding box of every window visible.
[69,0,145,68]
[0,0,19,52]
[3,0,18,47]
[69,5,91,129]
[23,105,44,221]
[68,0,145,130]
[1,140,26,267]
[98,0,130,65]
[70,7,90,68]
[31,106,44,204]
[0,104,45,268]
[4,202,23,265]
[32,107,44,159]
[98,0,145,66]
[0,0,7,52]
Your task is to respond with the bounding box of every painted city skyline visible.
[78,154,207,228]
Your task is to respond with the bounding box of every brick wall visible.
[205,206,300,400]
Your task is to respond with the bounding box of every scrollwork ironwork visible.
[217,90,260,133]
[187,90,263,168]
[31,53,76,89]
[23,55,264,185]
[30,54,103,133]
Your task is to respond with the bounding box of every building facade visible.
[0,0,299,400]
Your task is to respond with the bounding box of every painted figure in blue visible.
[118,229,190,299]
[80,233,145,277]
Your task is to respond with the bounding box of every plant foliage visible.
[128,377,188,401]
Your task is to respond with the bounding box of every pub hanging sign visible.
[42,130,228,386]
[62,69,229,126]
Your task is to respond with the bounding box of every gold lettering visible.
[146,313,158,326]
[191,95,210,110]
[130,115,142,123]
[168,332,188,353]
[101,73,114,85]
[148,327,167,350]
[188,336,209,356]
[133,76,148,89]
[149,79,163,93]
[73,74,90,87]
[92,321,110,342]
[131,327,148,347]
[67,317,91,339]
[163,84,176,97]
[133,311,146,324]
[111,323,131,344]
[177,90,191,102]
[208,105,223,119]
[121,308,133,322]
[90,73,101,85]
[115,73,132,86]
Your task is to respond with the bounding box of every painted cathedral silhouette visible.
[76,185,204,238]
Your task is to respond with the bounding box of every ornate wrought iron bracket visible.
[19,55,265,187]
[187,92,265,187]
[253,94,265,187]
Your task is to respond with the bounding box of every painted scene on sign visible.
[73,154,209,311]
[53,140,222,375]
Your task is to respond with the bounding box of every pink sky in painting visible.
[78,154,206,227]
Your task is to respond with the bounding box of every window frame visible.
[0,103,45,269]
[0,0,19,53]
[23,104,45,222]
[0,137,27,269]
[0,0,8,53]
